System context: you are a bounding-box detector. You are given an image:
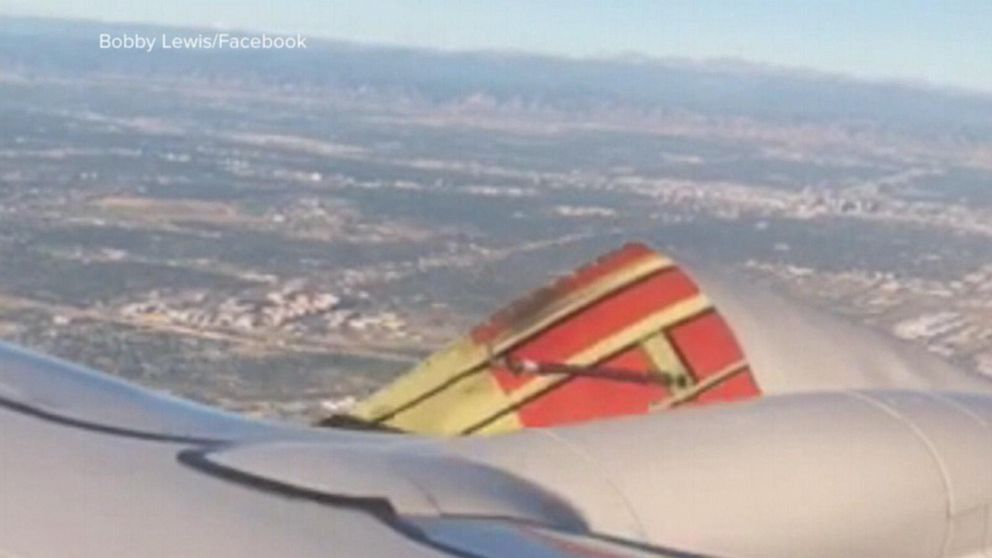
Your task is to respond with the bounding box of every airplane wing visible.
[6,337,992,558]
[5,243,992,558]
[0,338,706,558]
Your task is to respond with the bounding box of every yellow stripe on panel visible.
[640,333,695,396]
[456,295,712,432]
[486,255,674,353]
[380,367,518,435]
[651,360,749,411]
[351,338,490,422]
[353,254,673,424]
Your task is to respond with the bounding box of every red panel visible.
[492,268,699,393]
[690,367,761,406]
[516,348,668,428]
[668,311,743,380]
[549,243,656,295]
[472,243,657,343]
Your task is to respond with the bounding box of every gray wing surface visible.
[0,340,437,557]
[0,341,694,558]
[691,269,992,394]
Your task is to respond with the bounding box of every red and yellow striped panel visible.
[509,346,666,429]
[492,268,700,393]
[348,243,761,436]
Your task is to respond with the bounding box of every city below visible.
[2,17,991,421]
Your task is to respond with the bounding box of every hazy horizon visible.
[2,1,991,94]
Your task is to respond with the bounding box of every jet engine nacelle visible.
[448,390,992,558]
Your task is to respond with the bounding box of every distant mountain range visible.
[2,16,991,136]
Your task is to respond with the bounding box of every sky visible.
[3,0,991,93]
